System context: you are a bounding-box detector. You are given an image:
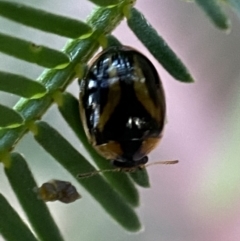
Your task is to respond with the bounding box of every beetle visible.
[79,46,166,169]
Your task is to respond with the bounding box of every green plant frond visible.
[0,104,23,128]
[0,1,92,38]
[0,193,38,241]
[1,0,239,239]
[4,152,64,241]
[0,71,47,99]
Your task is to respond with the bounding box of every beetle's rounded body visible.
[79,46,166,168]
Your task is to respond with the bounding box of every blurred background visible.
[1,0,240,240]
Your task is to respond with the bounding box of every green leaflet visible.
[5,153,64,241]
[195,0,230,29]
[0,1,92,38]
[128,8,194,83]
[0,32,70,68]
[0,71,46,99]
[129,168,150,188]
[0,104,23,128]
[0,193,38,241]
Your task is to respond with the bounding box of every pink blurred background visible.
[1,0,240,240]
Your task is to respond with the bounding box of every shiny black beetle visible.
[79,46,166,168]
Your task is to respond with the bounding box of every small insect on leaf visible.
[34,180,81,204]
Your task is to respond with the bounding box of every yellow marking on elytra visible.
[133,56,161,122]
[95,141,123,160]
[97,58,121,132]
[79,92,96,145]
[140,137,161,157]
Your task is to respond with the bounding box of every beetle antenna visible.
[77,168,122,179]
[144,160,179,167]
[77,160,178,179]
